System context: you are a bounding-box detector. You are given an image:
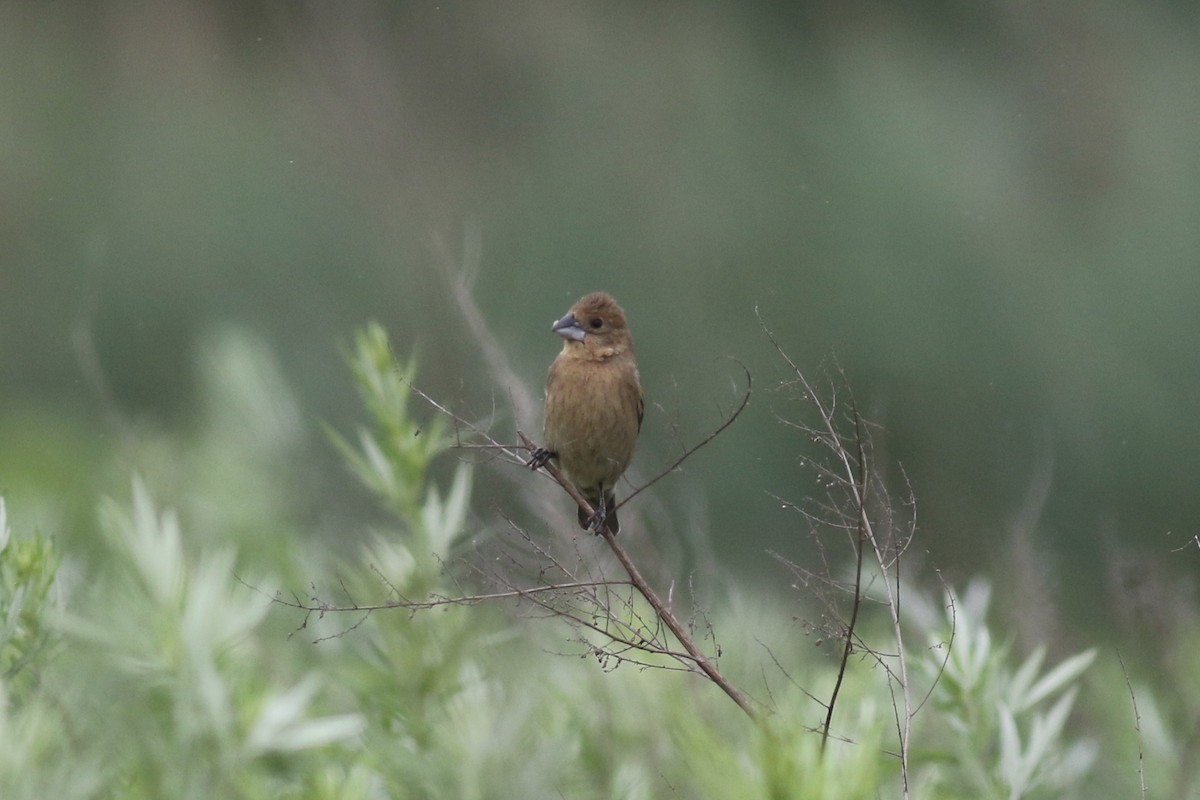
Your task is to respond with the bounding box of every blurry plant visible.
[54,478,365,800]
[909,581,1098,799]
[290,322,498,795]
[189,325,310,550]
[317,322,472,602]
[326,323,462,532]
[0,498,98,800]
[0,498,60,703]
[0,692,105,800]
[0,329,382,799]
[674,633,891,800]
[84,324,318,573]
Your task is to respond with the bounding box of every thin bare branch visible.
[913,573,956,716]
[1116,649,1148,800]
[822,403,868,750]
[246,574,631,614]
[619,360,752,512]
[599,524,757,716]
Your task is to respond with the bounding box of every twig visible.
[822,404,868,750]
[599,525,756,717]
[1116,649,1147,800]
[249,576,632,614]
[618,360,752,511]
[913,573,956,716]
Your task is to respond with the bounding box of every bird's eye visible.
[589,318,603,329]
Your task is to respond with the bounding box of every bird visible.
[530,292,644,534]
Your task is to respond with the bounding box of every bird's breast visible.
[543,356,641,491]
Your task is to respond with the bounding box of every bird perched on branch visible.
[530,292,643,534]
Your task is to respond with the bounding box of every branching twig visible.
[600,525,756,715]
[757,306,923,795]
[261,579,633,614]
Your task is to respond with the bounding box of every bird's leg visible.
[527,447,555,470]
[584,483,612,535]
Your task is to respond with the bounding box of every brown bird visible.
[530,292,644,534]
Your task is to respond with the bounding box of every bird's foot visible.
[584,508,610,535]
[583,502,619,535]
[527,447,554,470]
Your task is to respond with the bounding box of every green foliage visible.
[0,498,59,702]
[910,582,1098,799]
[56,479,365,800]
[327,322,458,529]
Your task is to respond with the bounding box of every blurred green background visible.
[3,1,1198,638]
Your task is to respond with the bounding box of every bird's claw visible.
[585,499,620,535]
[584,509,608,535]
[527,447,553,470]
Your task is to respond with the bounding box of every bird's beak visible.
[551,311,586,342]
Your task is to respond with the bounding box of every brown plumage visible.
[534,292,643,534]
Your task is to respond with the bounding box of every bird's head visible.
[551,292,634,359]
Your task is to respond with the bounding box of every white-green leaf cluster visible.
[52,482,365,800]
[917,581,1098,799]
